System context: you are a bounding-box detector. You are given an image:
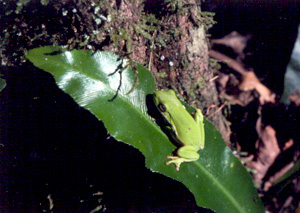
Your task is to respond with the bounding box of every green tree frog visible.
[153,89,205,171]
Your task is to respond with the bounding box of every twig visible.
[209,75,219,82]
[207,101,227,118]
[209,49,247,75]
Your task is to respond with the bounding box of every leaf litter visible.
[210,31,300,212]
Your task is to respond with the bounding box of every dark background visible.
[203,1,300,95]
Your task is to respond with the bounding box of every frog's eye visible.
[158,103,167,112]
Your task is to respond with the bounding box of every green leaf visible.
[0,78,6,92]
[26,46,264,212]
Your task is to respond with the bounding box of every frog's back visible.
[154,89,203,150]
[169,105,202,149]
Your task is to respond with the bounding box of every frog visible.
[153,89,205,171]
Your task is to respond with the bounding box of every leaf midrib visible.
[194,160,245,212]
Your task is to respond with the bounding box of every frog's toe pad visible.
[166,156,186,171]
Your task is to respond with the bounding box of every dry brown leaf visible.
[211,31,251,57]
[216,71,254,106]
[247,117,280,187]
[283,139,294,151]
[296,201,300,213]
[239,71,275,104]
[210,49,275,105]
[218,73,230,89]
[220,91,253,106]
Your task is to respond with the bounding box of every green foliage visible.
[26,46,264,212]
[40,0,49,5]
[110,28,132,52]
[15,0,31,14]
[209,58,222,70]
[0,77,6,92]
[15,0,49,14]
[155,71,168,78]
[200,11,217,31]
[165,0,185,14]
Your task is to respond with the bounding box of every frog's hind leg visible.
[166,146,199,171]
[177,145,199,160]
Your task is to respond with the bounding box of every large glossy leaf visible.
[26,46,264,212]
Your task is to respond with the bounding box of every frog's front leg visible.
[166,145,200,171]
